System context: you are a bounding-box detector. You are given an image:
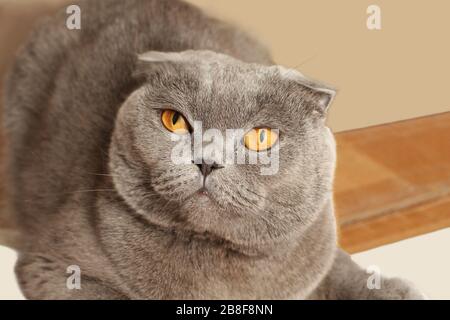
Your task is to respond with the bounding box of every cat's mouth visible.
[196,186,209,196]
[188,186,218,203]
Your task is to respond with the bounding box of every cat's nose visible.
[194,160,223,177]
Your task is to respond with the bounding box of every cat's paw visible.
[376,277,427,300]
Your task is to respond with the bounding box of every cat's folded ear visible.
[311,87,336,114]
[278,66,336,114]
[298,82,336,115]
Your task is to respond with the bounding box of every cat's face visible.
[109,50,336,252]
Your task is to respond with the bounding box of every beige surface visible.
[0,246,23,300]
[352,228,450,299]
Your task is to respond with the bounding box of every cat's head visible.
[109,50,336,253]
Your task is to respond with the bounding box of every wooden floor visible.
[335,112,450,252]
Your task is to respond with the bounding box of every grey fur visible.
[3,0,424,299]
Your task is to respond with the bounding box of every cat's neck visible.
[97,187,337,298]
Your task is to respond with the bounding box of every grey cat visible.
[3,0,425,299]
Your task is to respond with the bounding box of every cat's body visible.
[4,0,424,299]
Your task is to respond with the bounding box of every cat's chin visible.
[190,187,219,202]
[178,192,278,252]
[182,189,222,214]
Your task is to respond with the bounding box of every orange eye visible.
[244,128,278,151]
[161,110,189,134]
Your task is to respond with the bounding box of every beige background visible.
[188,0,450,131]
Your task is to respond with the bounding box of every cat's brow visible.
[249,103,277,122]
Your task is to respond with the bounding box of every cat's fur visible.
[3,0,424,299]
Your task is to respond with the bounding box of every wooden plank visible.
[335,112,450,252]
[339,196,450,253]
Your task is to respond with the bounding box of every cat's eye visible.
[244,128,278,152]
[161,110,189,134]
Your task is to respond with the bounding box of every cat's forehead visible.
[139,50,272,80]
[139,50,332,94]
[139,50,298,83]
[138,50,335,118]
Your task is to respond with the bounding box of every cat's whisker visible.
[85,172,118,177]
[243,186,295,208]
[24,189,117,201]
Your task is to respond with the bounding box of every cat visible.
[3,0,425,299]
